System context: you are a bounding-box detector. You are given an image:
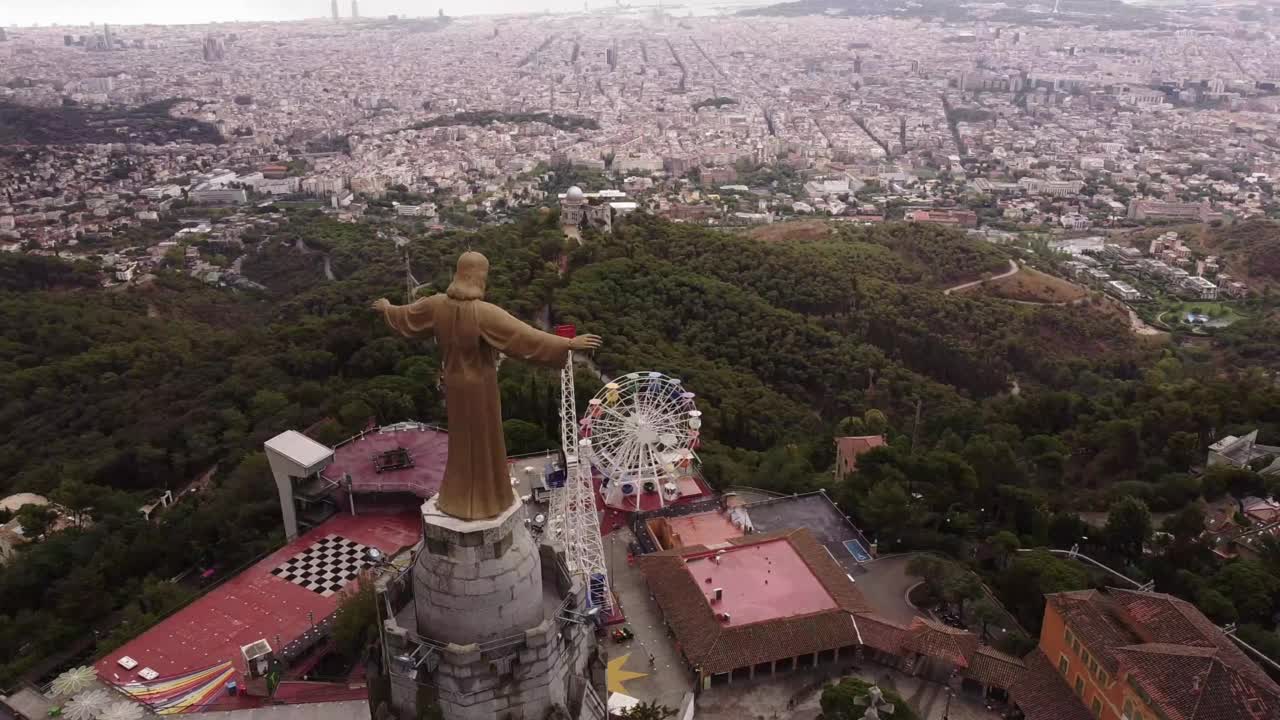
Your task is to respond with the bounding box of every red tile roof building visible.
[904,208,979,228]
[639,529,873,680]
[639,529,1027,695]
[834,435,886,481]
[901,617,981,669]
[1023,587,1280,720]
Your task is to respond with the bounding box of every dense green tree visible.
[906,554,952,601]
[1201,466,1264,507]
[1236,625,1280,666]
[943,571,985,619]
[821,678,918,720]
[332,581,378,660]
[1047,512,1091,549]
[998,550,1090,632]
[861,481,913,541]
[1195,587,1238,625]
[1164,431,1201,471]
[988,531,1021,569]
[863,409,889,434]
[619,701,678,720]
[970,598,1006,640]
[1212,560,1280,625]
[502,419,553,456]
[51,479,97,528]
[1105,496,1153,559]
[1162,505,1205,543]
[15,504,56,538]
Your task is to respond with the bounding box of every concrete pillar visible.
[263,430,334,542]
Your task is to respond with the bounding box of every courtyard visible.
[694,665,1005,720]
[604,515,1009,719]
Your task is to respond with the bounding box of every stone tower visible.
[379,492,605,720]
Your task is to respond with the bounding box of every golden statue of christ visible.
[373,251,602,521]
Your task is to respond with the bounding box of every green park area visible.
[1156,300,1245,330]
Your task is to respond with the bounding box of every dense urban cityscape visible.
[2,1,1280,720]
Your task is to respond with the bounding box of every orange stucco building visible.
[1038,592,1160,720]
[1015,588,1279,720]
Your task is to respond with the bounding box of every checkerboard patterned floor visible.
[270,534,375,596]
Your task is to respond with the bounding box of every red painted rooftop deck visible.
[663,511,743,548]
[684,538,835,627]
[326,424,448,498]
[95,512,421,684]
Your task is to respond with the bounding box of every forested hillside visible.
[558,215,1145,451]
[0,212,568,686]
[3,210,1280,684]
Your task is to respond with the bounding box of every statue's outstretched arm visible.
[479,303,600,367]
[373,295,439,338]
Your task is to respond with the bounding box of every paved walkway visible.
[849,554,922,625]
[604,526,694,710]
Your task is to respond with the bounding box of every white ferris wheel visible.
[581,371,702,508]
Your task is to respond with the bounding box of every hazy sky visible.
[3,0,603,27]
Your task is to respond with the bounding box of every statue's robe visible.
[380,293,572,520]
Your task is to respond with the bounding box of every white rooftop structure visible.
[265,430,333,469]
[607,693,641,714]
[264,430,335,540]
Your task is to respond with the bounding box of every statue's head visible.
[446,251,488,300]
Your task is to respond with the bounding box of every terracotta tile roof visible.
[835,435,886,477]
[1048,587,1280,720]
[852,613,909,656]
[900,616,980,668]
[964,645,1026,690]
[1107,587,1280,695]
[1107,588,1217,647]
[1009,650,1094,720]
[638,528,872,676]
[1046,589,1137,672]
[1113,643,1280,720]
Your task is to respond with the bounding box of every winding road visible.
[295,237,336,281]
[943,259,1019,295]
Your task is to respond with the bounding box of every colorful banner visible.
[116,661,237,714]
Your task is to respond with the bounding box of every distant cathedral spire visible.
[331,0,339,20]
[351,0,359,18]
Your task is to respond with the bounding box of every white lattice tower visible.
[547,352,578,544]
[559,352,580,467]
[549,352,611,611]
[566,438,610,611]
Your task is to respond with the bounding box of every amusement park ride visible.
[548,325,702,613]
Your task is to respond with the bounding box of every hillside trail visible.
[943,259,1019,295]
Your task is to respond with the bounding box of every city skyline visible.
[0,0,728,26]
[2,0,1280,715]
